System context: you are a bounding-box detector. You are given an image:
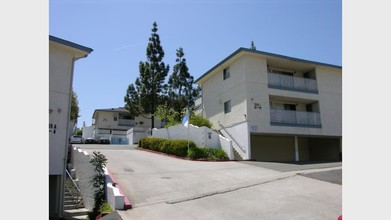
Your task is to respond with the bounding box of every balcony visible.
[268,73,318,94]
[118,119,135,127]
[270,109,321,128]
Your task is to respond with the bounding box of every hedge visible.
[139,137,196,157]
[139,137,229,161]
[188,146,229,161]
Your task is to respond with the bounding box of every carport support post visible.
[294,136,299,162]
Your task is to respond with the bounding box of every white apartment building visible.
[49,35,92,218]
[88,107,165,144]
[195,48,342,162]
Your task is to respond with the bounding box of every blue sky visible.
[49,0,341,127]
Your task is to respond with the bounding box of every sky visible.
[49,0,342,127]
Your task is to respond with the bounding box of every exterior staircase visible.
[63,170,89,220]
[217,127,244,161]
[232,147,244,161]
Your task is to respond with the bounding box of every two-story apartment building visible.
[49,35,92,218]
[195,48,342,162]
[87,107,165,144]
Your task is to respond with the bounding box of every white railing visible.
[270,109,321,126]
[268,73,318,93]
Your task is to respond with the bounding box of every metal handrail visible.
[65,169,83,208]
[66,169,81,192]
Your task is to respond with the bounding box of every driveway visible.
[77,144,342,220]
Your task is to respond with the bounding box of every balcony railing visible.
[268,73,318,93]
[118,119,135,126]
[270,109,321,128]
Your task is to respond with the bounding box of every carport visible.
[250,134,341,162]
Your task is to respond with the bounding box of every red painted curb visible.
[137,147,255,162]
[107,169,132,210]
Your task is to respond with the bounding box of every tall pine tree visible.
[167,47,200,121]
[124,22,169,130]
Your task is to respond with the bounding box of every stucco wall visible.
[71,147,96,211]
[127,127,148,144]
[152,124,234,160]
[70,148,126,211]
[82,125,95,139]
[219,121,250,160]
[49,43,76,175]
[201,58,248,130]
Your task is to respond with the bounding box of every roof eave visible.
[195,47,342,84]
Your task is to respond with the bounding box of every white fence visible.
[127,127,149,144]
[152,124,234,160]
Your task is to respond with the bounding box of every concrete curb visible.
[137,147,255,162]
[107,169,132,210]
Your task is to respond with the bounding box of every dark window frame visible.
[224,100,231,114]
[223,67,230,80]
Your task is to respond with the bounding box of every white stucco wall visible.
[82,125,94,139]
[152,124,234,160]
[49,43,77,175]
[127,127,148,144]
[201,57,248,129]
[71,148,126,211]
[219,121,250,160]
[71,148,96,211]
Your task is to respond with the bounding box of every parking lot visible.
[76,144,342,220]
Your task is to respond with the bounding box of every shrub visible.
[100,202,113,213]
[209,148,229,161]
[88,151,108,220]
[187,146,229,161]
[139,137,166,151]
[162,139,196,157]
[187,146,207,159]
[190,115,213,128]
[139,137,196,158]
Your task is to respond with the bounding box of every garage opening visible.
[250,134,341,162]
[250,135,295,161]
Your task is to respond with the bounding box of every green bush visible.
[100,202,113,213]
[190,115,213,128]
[187,146,229,161]
[187,146,208,159]
[208,148,229,161]
[139,137,196,158]
[139,137,166,151]
[162,140,190,157]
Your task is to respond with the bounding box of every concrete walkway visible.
[78,144,342,220]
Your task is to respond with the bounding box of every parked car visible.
[69,135,84,144]
[84,137,97,144]
[99,137,111,145]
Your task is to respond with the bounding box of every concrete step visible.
[64,200,77,205]
[63,208,89,217]
[64,203,84,210]
[233,147,243,161]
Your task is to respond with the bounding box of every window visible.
[224,100,231,114]
[113,117,117,121]
[284,104,296,111]
[223,67,230,80]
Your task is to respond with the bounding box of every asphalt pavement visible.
[76,144,342,220]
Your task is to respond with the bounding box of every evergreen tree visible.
[124,22,170,130]
[70,89,79,122]
[167,47,200,121]
[250,40,256,50]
